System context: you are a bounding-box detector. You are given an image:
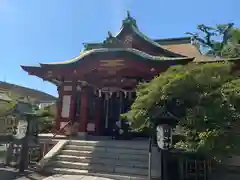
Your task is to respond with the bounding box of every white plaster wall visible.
[61,95,71,118]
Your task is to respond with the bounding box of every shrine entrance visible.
[82,86,135,136]
[99,90,135,136]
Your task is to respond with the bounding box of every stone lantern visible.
[152,112,178,180]
[5,101,39,172]
[156,124,172,150]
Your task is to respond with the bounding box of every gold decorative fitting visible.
[99,60,125,67]
[150,68,155,72]
[124,35,133,44]
[47,71,53,77]
[82,81,87,87]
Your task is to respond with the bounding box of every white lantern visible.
[156,124,172,150]
[15,119,28,140]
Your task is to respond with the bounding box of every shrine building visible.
[21,12,221,136]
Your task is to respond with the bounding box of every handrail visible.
[42,120,72,157]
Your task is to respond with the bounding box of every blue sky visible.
[0,0,239,97]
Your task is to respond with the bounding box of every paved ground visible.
[43,175,114,180]
[0,165,49,180]
[0,167,115,180]
[0,165,115,180]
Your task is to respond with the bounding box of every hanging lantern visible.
[124,91,127,98]
[156,124,172,150]
[98,90,102,97]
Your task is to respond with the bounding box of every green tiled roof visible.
[82,12,186,57]
[40,48,193,66]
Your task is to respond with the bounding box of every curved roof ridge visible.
[83,20,187,57]
[40,48,194,66]
[130,26,186,57]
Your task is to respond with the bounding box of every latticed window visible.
[183,159,209,180]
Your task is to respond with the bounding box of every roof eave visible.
[21,65,61,85]
[196,57,240,63]
[155,37,192,44]
[21,65,42,74]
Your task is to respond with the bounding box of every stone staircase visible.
[45,140,149,180]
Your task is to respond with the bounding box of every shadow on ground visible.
[0,168,19,180]
[0,163,50,180]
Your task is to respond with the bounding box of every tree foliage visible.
[35,106,55,133]
[0,93,19,117]
[0,92,55,133]
[187,23,240,58]
[123,62,240,160]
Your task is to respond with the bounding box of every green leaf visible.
[124,62,240,161]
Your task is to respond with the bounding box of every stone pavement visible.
[0,166,49,180]
[43,175,115,180]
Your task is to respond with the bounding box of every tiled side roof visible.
[162,43,202,58]
[155,37,192,45]
[83,38,200,58]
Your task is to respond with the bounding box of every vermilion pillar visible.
[55,86,62,131]
[79,88,88,132]
[69,82,76,122]
[95,98,101,135]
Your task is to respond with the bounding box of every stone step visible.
[51,161,114,173]
[55,155,148,168]
[51,161,148,176]
[45,167,148,180]
[69,140,148,150]
[64,145,148,155]
[60,149,149,161]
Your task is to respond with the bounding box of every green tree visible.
[0,92,55,133]
[35,106,55,133]
[123,62,240,161]
[0,92,19,117]
[221,28,240,58]
[187,23,240,58]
